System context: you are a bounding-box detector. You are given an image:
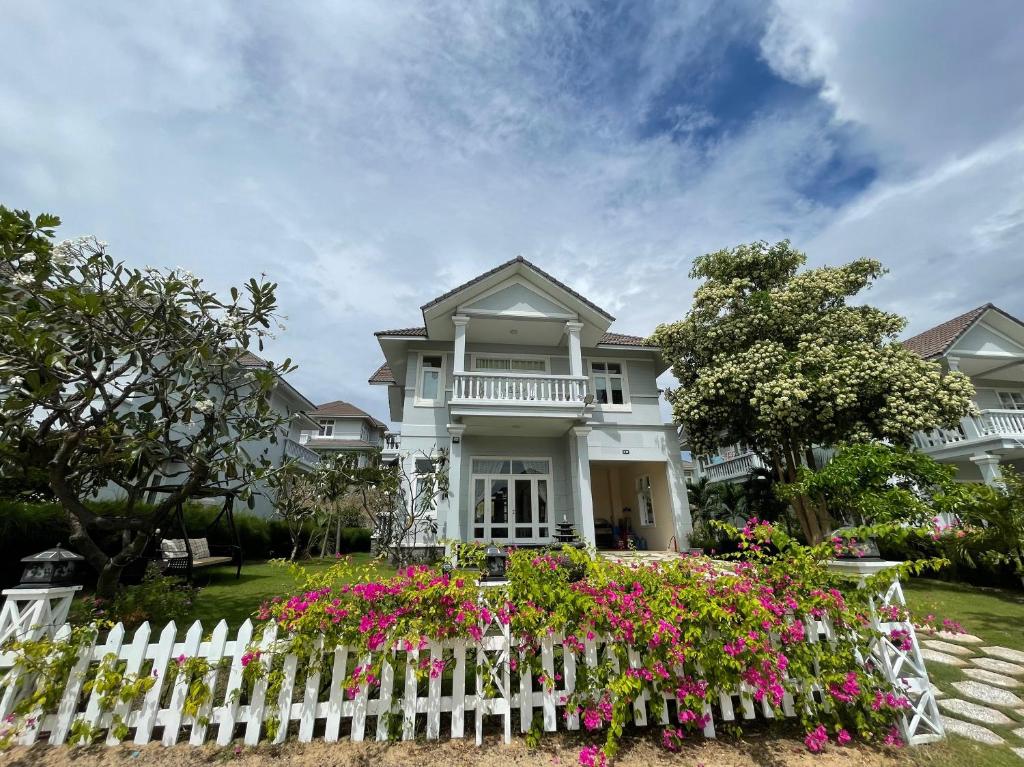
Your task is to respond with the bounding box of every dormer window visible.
[318,419,335,437]
[417,354,445,405]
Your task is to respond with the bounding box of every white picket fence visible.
[0,580,944,750]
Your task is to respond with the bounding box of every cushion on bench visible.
[160,537,212,560]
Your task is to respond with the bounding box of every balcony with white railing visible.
[450,371,589,408]
[382,431,401,452]
[913,409,1024,453]
[284,438,321,468]
[699,451,766,483]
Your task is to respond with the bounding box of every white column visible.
[446,424,466,545]
[664,441,694,551]
[970,452,1003,486]
[571,425,596,548]
[565,321,584,377]
[453,315,470,375]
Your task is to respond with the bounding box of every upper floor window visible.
[590,360,628,407]
[472,354,548,374]
[636,475,655,527]
[417,354,445,404]
[998,391,1024,410]
[318,419,335,437]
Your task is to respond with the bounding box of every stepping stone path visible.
[922,631,1024,758]
[974,657,1024,676]
[921,648,967,667]
[940,715,1005,745]
[951,680,1024,709]
[964,667,1022,689]
[923,639,975,656]
[982,646,1024,665]
[938,697,1014,725]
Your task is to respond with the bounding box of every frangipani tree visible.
[0,207,292,595]
[651,240,975,543]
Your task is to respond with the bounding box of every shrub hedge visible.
[0,499,371,588]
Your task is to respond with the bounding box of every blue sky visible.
[2,1,1024,423]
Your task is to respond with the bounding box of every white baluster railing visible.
[451,372,588,405]
[912,408,1024,451]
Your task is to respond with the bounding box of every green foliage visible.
[781,443,964,527]
[69,564,196,629]
[939,470,1024,584]
[651,240,975,542]
[0,206,293,595]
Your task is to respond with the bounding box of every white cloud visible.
[0,0,1022,425]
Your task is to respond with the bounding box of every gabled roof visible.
[421,256,615,321]
[371,326,650,347]
[903,303,1001,359]
[236,350,269,366]
[310,400,387,429]
[368,363,396,385]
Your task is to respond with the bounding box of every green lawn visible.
[183,553,395,629]
[903,577,1024,767]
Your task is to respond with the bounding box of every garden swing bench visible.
[155,490,243,583]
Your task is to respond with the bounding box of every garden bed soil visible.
[0,733,908,767]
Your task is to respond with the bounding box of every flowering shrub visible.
[0,521,938,759]
[238,521,933,762]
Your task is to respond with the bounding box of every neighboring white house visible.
[367,256,693,551]
[905,303,1024,485]
[687,302,1024,489]
[99,351,322,519]
[299,400,389,467]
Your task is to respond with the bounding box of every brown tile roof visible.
[374,327,429,337]
[903,304,991,359]
[598,331,654,347]
[310,400,387,429]
[370,327,654,348]
[368,363,396,385]
[236,350,269,366]
[303,438,377,451]
[420,256,615,321]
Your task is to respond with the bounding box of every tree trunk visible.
[782,444,823,544]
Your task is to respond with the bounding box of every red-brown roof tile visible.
[310,400,387,429]
[368,363,396,385]
[903,304,991,359]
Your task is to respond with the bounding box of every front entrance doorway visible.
[471,457,551,543]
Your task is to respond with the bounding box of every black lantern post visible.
[483,544,508,582]
[17,545,85,588]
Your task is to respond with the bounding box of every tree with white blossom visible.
[651,240,976,544]
[0,207,293,596]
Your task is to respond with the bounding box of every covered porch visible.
[590,460,680,551]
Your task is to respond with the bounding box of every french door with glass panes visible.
[471,457,551,543]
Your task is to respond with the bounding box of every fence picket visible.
[375,652,395,741]
[519,649,532,734]
[163,620,204,745]
[272,650,299,744]
[18,624,72,746]
[451,641,466,738]
[626,647,647,726]
[191,620,229,745]
[47,624,98,745]
[298,638,324,743]
[243,623,278,745]
[79,623,125,740]
[133,620,177,745]
[215,619,253,746]
[324,645,348,742]
[540,637,556,732]
[349,653,371,742]
[426,643,442,740]
[563,640,578,730]
[401,648,418,740]
[106,622,151,745]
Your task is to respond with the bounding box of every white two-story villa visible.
[906,303,1024,484]
[299,400,389,467]
[367,257,693,551]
